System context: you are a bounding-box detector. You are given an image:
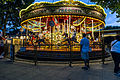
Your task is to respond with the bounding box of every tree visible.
[90,0,120,22]
[0,0,35,37]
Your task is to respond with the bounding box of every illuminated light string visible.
[85,23,103,33]
[21,15,105,26]
[21,15,105,33]
[92,23,103,29]
[86,22,103,28]
[93,27,103,32]
[28,21,46,28]
[73,17,86,26]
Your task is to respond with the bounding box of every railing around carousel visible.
[3,38,110,66]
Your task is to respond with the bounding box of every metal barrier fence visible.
[3,39,111,67]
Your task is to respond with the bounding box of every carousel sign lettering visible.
[55,7,84,13]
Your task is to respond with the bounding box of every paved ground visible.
[0,59,120,80]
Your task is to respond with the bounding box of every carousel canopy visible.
[19,0,106,21]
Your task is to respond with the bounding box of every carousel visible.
[17,0,108,60]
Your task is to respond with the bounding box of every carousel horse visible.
[62,32,79,45]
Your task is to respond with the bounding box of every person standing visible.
[0,36,5,59]
[71,29,79,43]
[111,35,120,77]
[80,33,90,70]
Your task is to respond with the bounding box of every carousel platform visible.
[16,46,110,61]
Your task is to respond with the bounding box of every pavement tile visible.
[0,59,120,80]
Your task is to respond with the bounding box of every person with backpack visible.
[111,35,120,77]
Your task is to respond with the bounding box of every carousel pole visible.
[45,17,48,34]
[25,23,28,46]
[84,20,86,34]
[67,18,69,34]
[39,17,41,49]
[26,23,28,39]
[102,26,105,64]
[99,25,101,42]
[64,20,65,33]
[69,15,71,34]
[45,17,48,48]
[27,23,29,40]
[69,15,72,67]
[50,24,51,49]
[80,24,81,34]
[40,17,41,32]
[50,17,53,50]
[92,20,94,40]
[51,26,53,50]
